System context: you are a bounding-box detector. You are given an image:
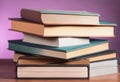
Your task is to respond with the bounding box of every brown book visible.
[21,9,100,25]
[17,56,89,79]
[14,50,116,63]
[9,18,116,37]
[13,53,24,62]
[18,56,89,65]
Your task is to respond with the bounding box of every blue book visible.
[8,39,109,59]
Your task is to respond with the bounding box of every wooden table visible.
[0,59,120,82]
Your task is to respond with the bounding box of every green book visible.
[100,20,117,26]
[8,39,109,59]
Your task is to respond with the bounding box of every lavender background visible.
[0,0,120,62]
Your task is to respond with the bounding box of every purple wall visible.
[0,0,120,62]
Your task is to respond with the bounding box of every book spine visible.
[21,9,43,23]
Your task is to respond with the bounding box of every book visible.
[90,59,118,77]
[21,9,100,25]
[13,50,116,63]
[13,53,24,62]
[16,56,118,78]
[23,33,90,47]
[8,39,109,59]
[17,57,89,78]
[9,18,116,37]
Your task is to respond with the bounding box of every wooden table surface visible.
[0,59,120,82]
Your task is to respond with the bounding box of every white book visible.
[23,33,90,47]
[90,59,118,77]
[17,67,88,78]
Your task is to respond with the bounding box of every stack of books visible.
[8,9,118,79]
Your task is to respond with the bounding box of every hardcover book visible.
[13,50,116,63]
[90,59,118,77]
[8,39,109,59]
[17,57,89,78]
[9,18,116,37]
[21,9,100,25]
[16,56,118,78]
[23,34,90,47]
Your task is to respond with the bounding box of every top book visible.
[21,8,100,25]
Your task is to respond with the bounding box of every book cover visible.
[21,9,100,16]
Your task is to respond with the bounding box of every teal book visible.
[8,39,109,59]
[21,8,100,25]
[100,20,117,26]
